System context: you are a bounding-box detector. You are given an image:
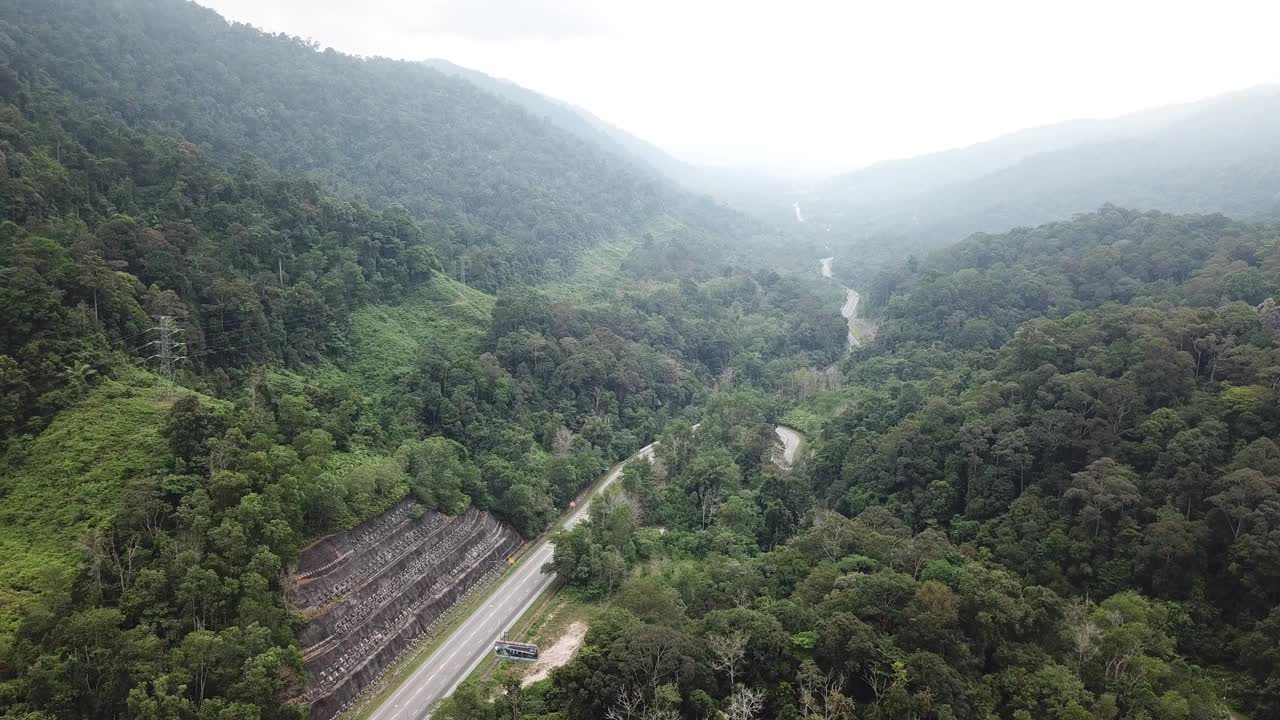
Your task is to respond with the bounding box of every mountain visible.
[804,86,1280,276]
[424,59,697,185]
[0,2,851,717]
[811,97,1203,212]
[0,0,756,289]
[423,59,798,213]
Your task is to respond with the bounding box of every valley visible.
[1,2,1279,720]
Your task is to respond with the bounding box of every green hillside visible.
[344,274,495,401]
[0,370,178,632]
[0,3,848,713]
[0,0,743,288]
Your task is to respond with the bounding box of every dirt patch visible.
[521,621,589,686]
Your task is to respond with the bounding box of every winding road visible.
[774,425,803,468]
[367,443,658,720]
[820,256,869,348]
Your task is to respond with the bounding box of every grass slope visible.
[344,274,495,400]
[539,215,692,304]
[0,370,177,634]
[539,238,638,303]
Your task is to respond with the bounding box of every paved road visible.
[774,425,803,468]
[367,442,659,720]
[821,257,867,349]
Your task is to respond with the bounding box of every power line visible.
[145,315,186,396]
[124,309,329,356]
[20,310,328,401]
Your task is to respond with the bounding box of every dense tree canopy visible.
[0,0,768,288]
[444,208,1280,720]
[3,0,1280,718]
[0,3,844,715]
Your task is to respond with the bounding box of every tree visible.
[165,395,224,470]
[608,625,706,698]
[706,632,747,689]
[617,576,685,625]
[683,450,740,528]
[1064,459,1141,537]
[396,437,476,515]
[796,663,855,720]
[1207,469,1280,540]
[720,686,765,720]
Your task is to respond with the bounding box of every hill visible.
[0,3,847,715]
[0,370,179,635]
[423,59,695,185]
[804,86,1280,280]
[804,208,1280,716]
[0,0,755,288]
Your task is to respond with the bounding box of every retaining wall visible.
[290,499,523,719]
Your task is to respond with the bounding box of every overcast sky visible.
[197,0,1280,176]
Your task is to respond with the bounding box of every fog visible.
[198,0,1280,176]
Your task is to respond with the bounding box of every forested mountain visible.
[819,208,1280,715]
[438,207,1280,720]
[424,59,696,186]
[0,0,768,289]
[423,59,797,219]
[4,0,1280,718]
[810,96,1210,214]
[804,87,1280,283]
[0,1,850,717]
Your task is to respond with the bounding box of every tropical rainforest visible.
[1,1,1279,720]
[437,207,1280,720]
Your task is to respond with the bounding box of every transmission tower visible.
[146,315,186,394]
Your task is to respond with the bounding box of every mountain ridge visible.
[0,0,764,288]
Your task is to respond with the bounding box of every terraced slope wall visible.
[290,499,523,719]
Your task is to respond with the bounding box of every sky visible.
[196,0,1280,176]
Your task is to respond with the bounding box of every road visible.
[774,425,803,467]
[821,257,868,348]
[366,442,659,720]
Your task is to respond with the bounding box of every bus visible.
[494,639,539,662]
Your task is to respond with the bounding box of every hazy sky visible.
[197,0,1280,175]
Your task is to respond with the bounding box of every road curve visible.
[774,425,803,468]
[822,257,867,349]
[366,443,659,720]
